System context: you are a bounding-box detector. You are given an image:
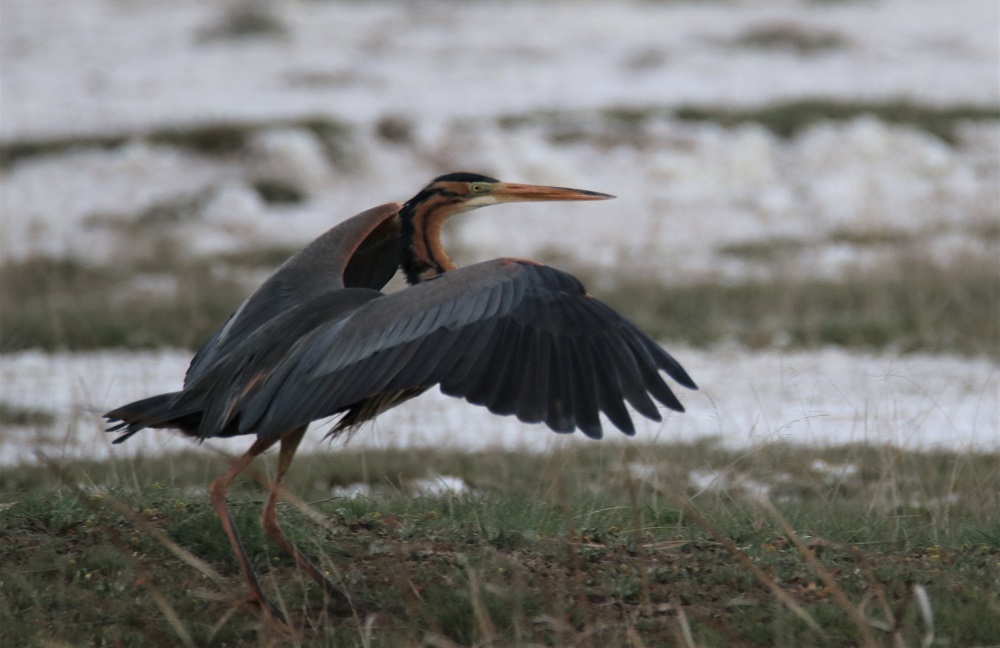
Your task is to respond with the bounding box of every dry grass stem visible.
[760,499,879,647]
[646,481,825,635]
[6,443,993,645]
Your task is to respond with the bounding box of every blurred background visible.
[1,0,997,463]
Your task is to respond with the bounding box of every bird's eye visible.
[470,183,488,193]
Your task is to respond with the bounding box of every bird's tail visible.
[104,392,202,444]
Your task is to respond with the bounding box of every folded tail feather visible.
[104,391,203,443]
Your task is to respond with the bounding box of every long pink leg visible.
[209,435,286,623]
[261,425,359,615]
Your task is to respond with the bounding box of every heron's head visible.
[404,172,614,218]
[398,172,614,285]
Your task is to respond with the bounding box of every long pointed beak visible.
[494,182,615,203]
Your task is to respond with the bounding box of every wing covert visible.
[184,203,402,386]
[238,259,696,441]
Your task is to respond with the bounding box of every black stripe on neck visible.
[398,195,452,285]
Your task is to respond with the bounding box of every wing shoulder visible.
[184,203,402,385]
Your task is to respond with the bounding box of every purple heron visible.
[105,172,697,622]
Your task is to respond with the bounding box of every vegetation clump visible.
[1,442,996,646]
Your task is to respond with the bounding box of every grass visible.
[716,236,806,261]
[1,441,997,646]
[496,99,1000,144]
[4,98,996,171]
[196,2,289,43]
[0,402,55,426]
[0,117,354,170]
[2,246,997,356]
[0,254,248,351]
[252,179,309,205]
[561,255,1000,357]
[671,100,1000,143]
[728,23,848,54]
[2,98,994,645]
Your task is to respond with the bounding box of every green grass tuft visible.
[0,402,56,426]
[496,100,1000,144]
[673,99,1000,143]
[0,442,997,646]
[0,116,355,170]
[717,236,807,260]
[0,254,247,351]
[196,3,289,43]
[251,179,308,205]
[146,123,251,156]
[0,135,128,169]
[3,249,997,356]
[576,259,1000,357]
[729,23,848,53]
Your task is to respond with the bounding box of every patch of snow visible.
[2,0,997,278]
[246,128,332,189]
[906,492,961,510]
[809,459,859,482]
[2,1,996,140]
[199,181,266,228]
[5,116,994,283]
[1,347,995,466]
[688,468,774,501]
[410,474,469,496]
[627,462,660,481]
[329,474,468,498]
[0,142,237,262]
[331,483,374,500]
[688,468,725,493]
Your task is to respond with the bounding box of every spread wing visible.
[224,259,696,441]
[184,202,402,386]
